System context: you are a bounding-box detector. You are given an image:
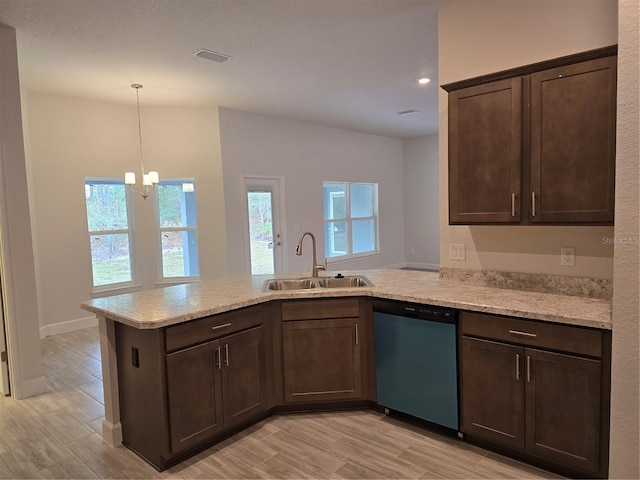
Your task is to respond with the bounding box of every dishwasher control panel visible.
[373,299,458,323]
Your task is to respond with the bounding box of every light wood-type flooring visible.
[0,327,564,479]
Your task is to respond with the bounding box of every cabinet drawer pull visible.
[531,192,536,217]
[224,344,230,367]
[515,354,520,380]
[526,355,532,383]
[511,193,516,217]
[211,323,232,331]
[216,346,222,370]
[508,329,537,338]
[354,323,359,345]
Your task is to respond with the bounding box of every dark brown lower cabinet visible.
[525,349,602,474]
[460,312,609,478]
[166,327,266,454]
[282,318,361,403]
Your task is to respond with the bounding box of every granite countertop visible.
[81,269,612,330]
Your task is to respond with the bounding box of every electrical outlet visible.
[449,244,466,261]
[560,246,575,266]
[131,347,139,368]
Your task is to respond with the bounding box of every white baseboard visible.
[40,315,98,339]
[13,375,47,399]
[403,262,440,271]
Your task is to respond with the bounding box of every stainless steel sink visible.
[263,275,372,291]
[316,276,370,288]
[264,279,317,291]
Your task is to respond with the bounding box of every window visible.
[84,179,135,289]
[155,180,200,280]
[323,182,378,259]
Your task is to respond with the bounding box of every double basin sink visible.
[264,274,372,291]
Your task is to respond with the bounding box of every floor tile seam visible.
[37,400,99,448]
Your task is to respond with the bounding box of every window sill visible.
[91,284,143,297]
[327,251,381,264]
[155,278,201,288]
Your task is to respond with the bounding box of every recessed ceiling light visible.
[418,77,431,85]
[193,48,233,63]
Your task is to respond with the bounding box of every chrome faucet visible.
[296,231,327,277]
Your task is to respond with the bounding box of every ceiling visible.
[0,0,439,139]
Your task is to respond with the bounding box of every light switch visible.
[449,244,466,261]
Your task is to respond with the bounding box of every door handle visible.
[531,192,537,217]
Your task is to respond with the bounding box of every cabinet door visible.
[282,319,361,403]
[449,78,522,224]
[220,327,266,428]
[166,340,224,453]
[530,56,616,224]
[460,337,524,449]
[525,348,602,475]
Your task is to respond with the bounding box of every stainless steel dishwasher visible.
[373,299,459,430]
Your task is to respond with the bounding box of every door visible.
[525,348,602,474]
[220,327,266,428]
[282,318,361,403]
[243,177,286,275]
[460,337,525,449]
[166,340,224,453]
[0,285,10,395]
[529,56,616,224]
[448,78,522,224]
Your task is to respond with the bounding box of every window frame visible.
[84,177,137,292]
[323,181,379,261]
[153,178,201,285]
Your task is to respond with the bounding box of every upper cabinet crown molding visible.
[441,45,617,92]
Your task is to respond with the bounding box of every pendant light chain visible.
[135,85,146,180]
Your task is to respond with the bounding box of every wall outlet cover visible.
[560,246,575,266]
[449,243,466,261]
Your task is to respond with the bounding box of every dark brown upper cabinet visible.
[443,46,617,225]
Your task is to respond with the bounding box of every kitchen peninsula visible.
[81,269,611,477]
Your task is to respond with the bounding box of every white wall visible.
[403,134,439,269]
[609,0,639,477]
[438,0,618,279]
[23,92,227,334]
[0,24,45,398]
[219,108,406,276]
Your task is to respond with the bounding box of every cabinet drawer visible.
[282,298,360,321]
[165,305,262,352]
[460,311,601,358]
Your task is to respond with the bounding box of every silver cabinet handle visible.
[354,323,359,345]
[531,192,536,217]
[509,329,537,338]
[526,355,532,383]
[516,354,521,380]
[511,193,516,217]
[224,344,229,367]
[216,346,222,370]
[211,323,232,331]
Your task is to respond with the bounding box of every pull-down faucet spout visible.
[296,231,326,277]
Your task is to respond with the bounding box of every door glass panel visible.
[247,190,275,275]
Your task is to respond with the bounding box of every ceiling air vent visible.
[398,110,419,116]
[193,49,233,63]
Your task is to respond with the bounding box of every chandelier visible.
[124,84,158,199]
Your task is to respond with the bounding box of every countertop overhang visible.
[80,269,612,330]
